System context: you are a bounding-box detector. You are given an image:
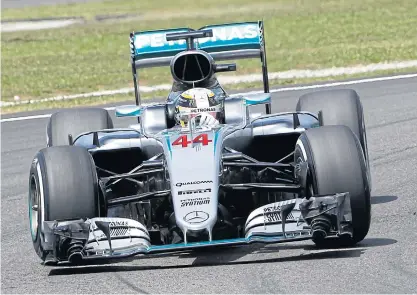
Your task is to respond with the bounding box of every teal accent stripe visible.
[165,136,172,158]
[213,130,219,154]
[82,232,312,259]
[105,233,311,257]
[115,109,141,117]
[149,238,248,251]
[245,96,271,106]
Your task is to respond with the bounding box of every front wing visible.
[41,193,352,265]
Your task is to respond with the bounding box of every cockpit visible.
[166,76,228,104]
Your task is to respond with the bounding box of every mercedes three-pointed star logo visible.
[183,211,209,224]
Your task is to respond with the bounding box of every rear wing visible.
[129,21,270,113]
[130,21,265,68]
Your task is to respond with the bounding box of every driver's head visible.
[174,88,223,127]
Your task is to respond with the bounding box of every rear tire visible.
[294,125,371,247]
[29,146,99,262]
[47,108,114,146]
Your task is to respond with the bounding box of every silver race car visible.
[28,21,372,265]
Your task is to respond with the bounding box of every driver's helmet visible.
[174,88,223,127]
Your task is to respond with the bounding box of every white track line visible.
[2,72,417,123]
[0,86,171,107]
[219,60,417,84]
[1,19,84,32]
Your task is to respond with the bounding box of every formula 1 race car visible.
[28,21,372,265]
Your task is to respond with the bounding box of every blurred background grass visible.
[1,0,417,113]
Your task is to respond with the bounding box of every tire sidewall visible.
[350,130,372,240]
[359,105,372,192]
[29,152,49,260]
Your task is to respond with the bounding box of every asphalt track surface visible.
[2,76,417,294]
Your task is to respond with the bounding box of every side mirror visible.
[115,105,142,117]
[244,93,271,106]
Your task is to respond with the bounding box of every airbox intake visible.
[170,50,214,85]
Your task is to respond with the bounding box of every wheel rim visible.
[29,174,39,241]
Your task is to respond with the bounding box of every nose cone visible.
[162,128,223,239]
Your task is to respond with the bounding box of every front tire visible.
[294,125,371,247]
[29,146,99,262]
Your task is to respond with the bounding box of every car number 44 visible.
[172,134,212,148]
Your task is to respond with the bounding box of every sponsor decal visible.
[176,180,213,187]
[109,221,128,227]
[134,24,259,49]
[183,211,209,224]
[263,204,281,213]
[180,196,210,207]
[264,212,295,223]
[135,33,187,49]
[93,221,129,239]
[263,205,295,223]
[198,25,259,44]
[190,107,216,113]
[178,188,211,195]
[263,205,282,222]
[264,212,282,223]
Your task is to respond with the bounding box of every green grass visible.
[2,0,417,113]
[2,67,416,114]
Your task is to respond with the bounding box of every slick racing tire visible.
[294,125,371,247]
[29,146,99,262]
[47,108,114,146]
[296,88,371,191]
